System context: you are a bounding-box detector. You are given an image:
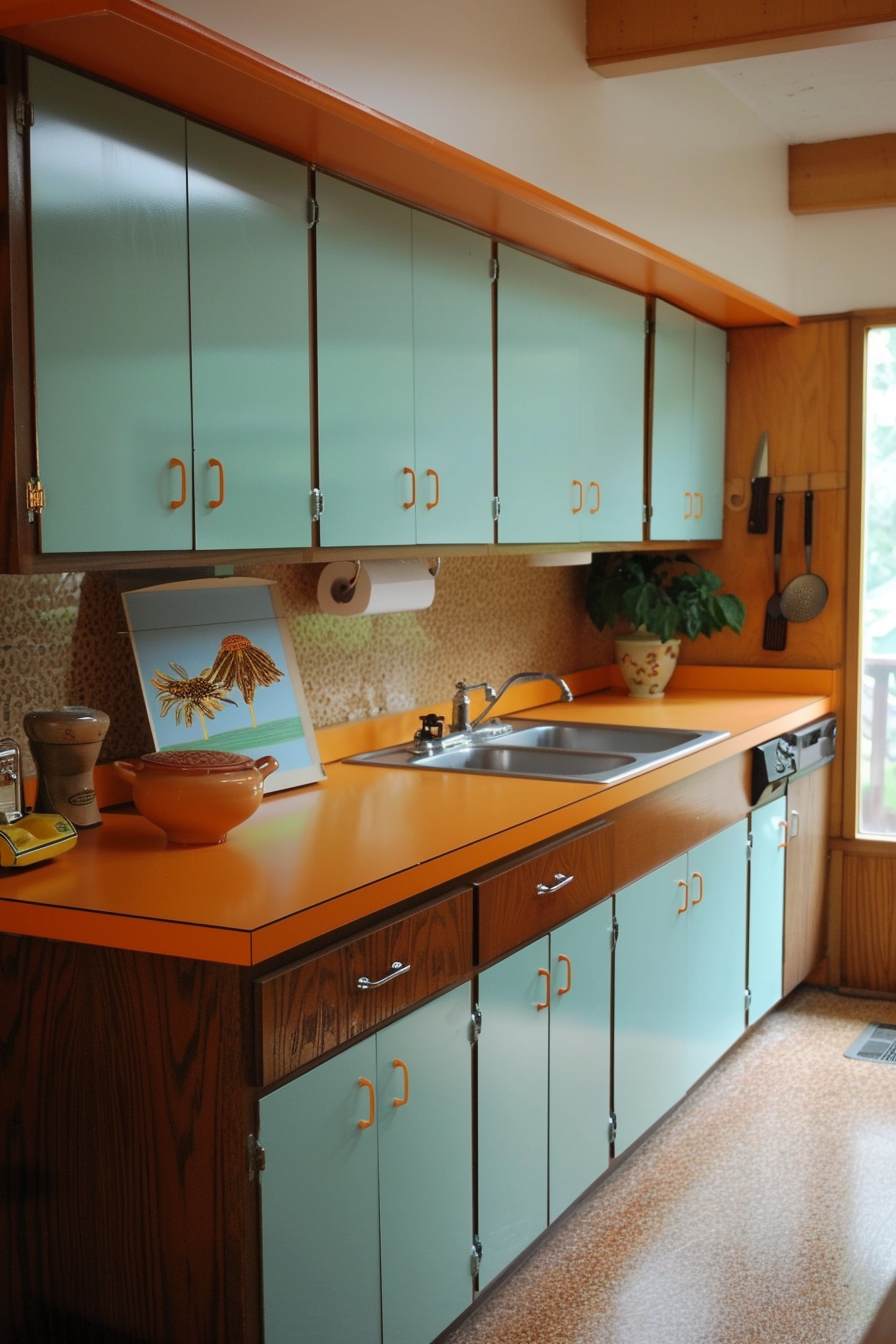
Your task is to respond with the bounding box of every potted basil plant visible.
[585,552,746,698]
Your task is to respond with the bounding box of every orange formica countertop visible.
[0,668,835,966]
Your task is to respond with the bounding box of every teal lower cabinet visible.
[259,982,473,1344]
[747,795,788,1024]
[614,822,748,1155]
[477,900,613,1288]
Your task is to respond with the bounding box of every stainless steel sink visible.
[346,718,728,785]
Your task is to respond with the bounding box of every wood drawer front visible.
[476,821,613,965]
[255,887,473,1086]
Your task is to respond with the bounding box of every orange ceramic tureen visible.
[114,750,279,844]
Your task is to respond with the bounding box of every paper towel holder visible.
[335,557,441,602]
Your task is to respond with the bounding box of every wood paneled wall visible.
[698,313,896,997]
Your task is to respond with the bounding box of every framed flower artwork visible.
[122,577,324,792]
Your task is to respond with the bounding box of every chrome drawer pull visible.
[535,872,573,896]
[357,960,411,991]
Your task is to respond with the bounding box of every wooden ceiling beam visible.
[587,0,896,76]
[790,134,896,212]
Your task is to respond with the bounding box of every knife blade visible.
[747,431,770,534]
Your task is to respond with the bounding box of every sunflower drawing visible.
[150,662,236,740]
[209,633,284,728]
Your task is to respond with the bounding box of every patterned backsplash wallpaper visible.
[0,557,610,772]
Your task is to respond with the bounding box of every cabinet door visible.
[578,283,646,544]
[377,984,473,1344]
[548,902,612,1221]
[783,766,832,995]
[496,246,582,543]
[650,299,726,543]
[188,125,311,550]
[748,796,788,1023]
[260,1036,381,1344]
[29,59,193,553]
[690,317,727,539]
[477,938,550,1285]
[411,212,494,545]
[685,821,748,1086]
[614,856,690,1155]
[316,173,416,546]
[650,300,695,542]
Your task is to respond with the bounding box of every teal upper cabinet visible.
[315,173,493,548]
[650,298,727,542]
[187,125,311,550]
[28,60,312,556]
[29,59,193,553]
[496,244,645,545]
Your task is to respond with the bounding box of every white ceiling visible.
[706,37,896,144]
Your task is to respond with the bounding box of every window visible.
[859,325,896,837]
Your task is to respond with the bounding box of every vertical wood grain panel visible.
[0,935,255,1344]
[692,320,849,675]
[841,854,896,992]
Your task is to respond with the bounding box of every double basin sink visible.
[348,718,729,786]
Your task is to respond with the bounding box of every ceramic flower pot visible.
[114,749,279,844]
[614,632,681,698]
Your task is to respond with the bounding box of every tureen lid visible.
[139,750,256,774]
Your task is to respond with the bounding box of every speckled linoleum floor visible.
[447,987,896,1344]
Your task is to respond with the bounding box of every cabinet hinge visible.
[491,496,501,521]
[307,196,319,229]
[310,487,324,522]
[26,476,45,522]
[611,915,619,951]
[15,94,33,135]
[644,318,654,336]
[490,257,499,283]
[746,831,753,862]
[608,1111,617,1145]
[745,987,752,1013]
[471,1234,483,1277]
[470,1002,482,1043]
[642,503,651,523]
[247,1133,266,1181]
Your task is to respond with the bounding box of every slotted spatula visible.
[762,494,787,651]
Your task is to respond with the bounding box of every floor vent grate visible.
[844,1022,896,1065]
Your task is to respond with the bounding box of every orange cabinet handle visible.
[694,491,704,519]
[358,1077,375,1129]
[402,466,416,509]
[676,879,689,915]
[778,819,789,850]
[557,953,572,996]
[690,870,704,906]
[536,968,550,1010]
[169,457,187,510]
[392,1058,409,1108]
[684,491,693,520]
[589,481,600,514]
[208,457,225,509]
[425,468,440,510]
[572,479,584,514]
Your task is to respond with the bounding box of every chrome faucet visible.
[451,672,573,735]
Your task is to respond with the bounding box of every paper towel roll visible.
[317,560,436,616]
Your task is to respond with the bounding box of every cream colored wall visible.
[161,0,797,311]
[0,559,608,771]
